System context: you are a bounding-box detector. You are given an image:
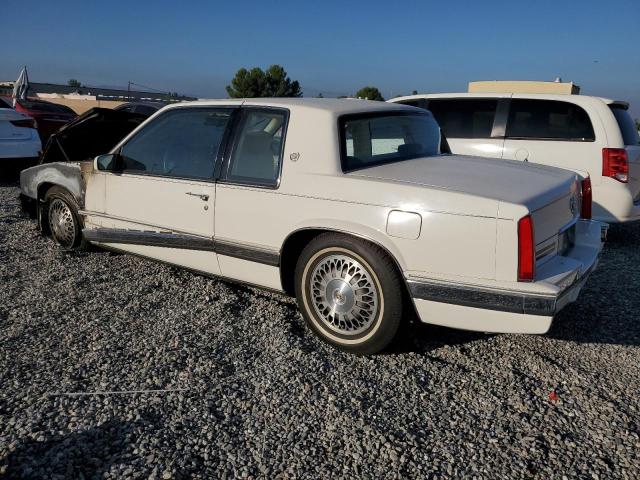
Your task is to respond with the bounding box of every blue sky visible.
[2,0,639,117]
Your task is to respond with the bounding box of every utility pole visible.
[127,81,131,100]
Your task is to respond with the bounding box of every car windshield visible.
[18,99,75,114]
[340,111,441,172]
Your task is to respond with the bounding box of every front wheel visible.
[294,233,403,354]
[44,186,85,250]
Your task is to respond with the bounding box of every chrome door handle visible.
[185,192,209,201]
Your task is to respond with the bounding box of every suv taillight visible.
[581,177,592,219]
[10,118,36,129]
[602,148,628,183]
[518,215,535,282]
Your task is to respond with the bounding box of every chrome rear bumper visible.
[408,260,596,317]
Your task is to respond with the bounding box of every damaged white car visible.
[20,99,606,354]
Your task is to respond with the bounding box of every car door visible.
[426,98,506,158]
[214,107,288,289]
[501,97,599,177]
[91,106,236,275]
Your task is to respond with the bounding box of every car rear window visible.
[506,99,595,141]
[134,105,160,116]
[0,97,12,108]
[427,99,498,139]
[396,99,428,109]
[17,100,76,114]
[609,105,639,146]
[339,111,441,172]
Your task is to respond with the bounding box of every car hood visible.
[39,107,147,164]
[347,154,577,211]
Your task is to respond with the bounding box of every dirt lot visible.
[1,177,639,479]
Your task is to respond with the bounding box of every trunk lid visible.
[0,109,33,140]
[349,154,582,267]
[348,154,578,212]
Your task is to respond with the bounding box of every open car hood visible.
[39,107,148,164]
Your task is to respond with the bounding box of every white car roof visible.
[165,97,417,115]
[389,92,624,107]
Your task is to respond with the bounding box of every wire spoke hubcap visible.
[309,254,379,336]
[49,199,75,247]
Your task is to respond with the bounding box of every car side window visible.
[428,99,498,139]
[506,100,595,141]
[119,108,234,180]
[225,109,287,187]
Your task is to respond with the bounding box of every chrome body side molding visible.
[82,228,280,266]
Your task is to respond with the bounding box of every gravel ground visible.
[1,177,639,479]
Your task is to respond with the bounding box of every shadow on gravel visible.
[545,222,640,348]
[388,320,490,355]
[0,168,22,185]
[3,420,137,479]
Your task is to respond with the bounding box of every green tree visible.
[355,86,384,101]
[67,79,81,88]
[226,65,302,98]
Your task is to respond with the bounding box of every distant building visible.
[0,81,196,102]
[0,82,14,96]
[468,80,580,95]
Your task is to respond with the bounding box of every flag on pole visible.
[12,66,30,107]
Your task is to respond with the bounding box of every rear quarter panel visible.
[215,183,499,282]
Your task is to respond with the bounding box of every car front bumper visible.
[407,219,606,334]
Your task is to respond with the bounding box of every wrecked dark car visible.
[39,107,149,164]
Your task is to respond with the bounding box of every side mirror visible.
[95,153,121,171]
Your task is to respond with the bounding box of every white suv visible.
[389,93,640,223]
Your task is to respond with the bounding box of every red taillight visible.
[602,148,628,183]
[580,177,592,219]
[10,118,36,129]
[518,215,535,282]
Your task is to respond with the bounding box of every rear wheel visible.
[294,233,403,354]
[44,187,85,250]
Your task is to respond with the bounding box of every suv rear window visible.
[506,99,595,141]
[610,104,639,146]
[0,97,12,109]
[427,99,498,139]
